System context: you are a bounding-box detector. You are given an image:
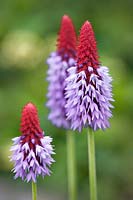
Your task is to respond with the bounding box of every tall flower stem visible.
[32,182,37,200]
[87,128,97,200]
[66,131,77,200]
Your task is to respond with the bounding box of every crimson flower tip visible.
[82,20,91,27]
[57,15,77,57]
[62,14,71,21]
[25,102,36,109]
[77,20,99,71]
[20,102,42,136]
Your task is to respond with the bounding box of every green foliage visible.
[0,0,133,199]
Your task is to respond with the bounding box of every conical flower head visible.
[20,103,43,140]
[77,21,99,71]
[57,15,77,58]
[10,102,55,182]
[46,15,77,129]
[65,21,114,131]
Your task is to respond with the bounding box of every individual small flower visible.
[65,21,114,131]
[46,15,77,129]
[10,102,55,182]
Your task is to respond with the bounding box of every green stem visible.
[32,182,37,200]
[66,131,77,200]
[87,128,97,200]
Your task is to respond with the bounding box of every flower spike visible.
[46,15,77,129]
[10,102,55,182]
[65,21,114,131]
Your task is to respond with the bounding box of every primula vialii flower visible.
[65,21,114,131]
[10,103,55,182]
[46,15,77,129]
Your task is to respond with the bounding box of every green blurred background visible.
[0,0,133,199]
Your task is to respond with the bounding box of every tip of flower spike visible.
[62,14,71,21]
[22,102,38,116]
[20,102,43,137]
[57,15,77,58]
[83,20,91,26]
[25,102,36,109]
[77,20,100,71]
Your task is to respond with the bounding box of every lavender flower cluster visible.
[10,134,55,182]
[65,65,114,131]
[47,52,75,129]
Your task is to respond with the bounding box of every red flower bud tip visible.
[77,21,100,73]
[20,102,43,145]
[57,15,77,58]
